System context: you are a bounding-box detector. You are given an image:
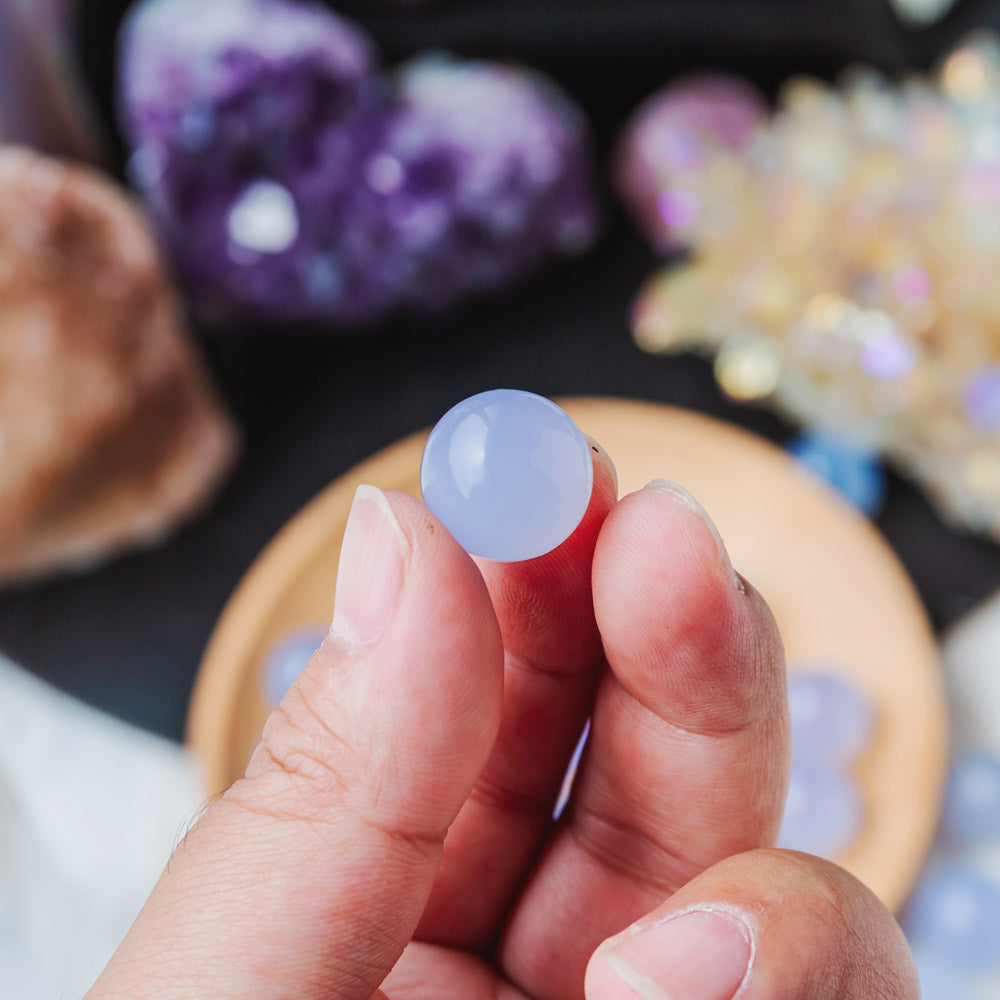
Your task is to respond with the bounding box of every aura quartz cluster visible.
[420,390,593,562]
[614,73,766,252]
[620,36,1000,543]
[117,0,599,325]
[777,670,874,858]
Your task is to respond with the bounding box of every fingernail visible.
[330,485,410,644]
[644,480,744,593]
[601,909,753,1000]
[585,435,619,497]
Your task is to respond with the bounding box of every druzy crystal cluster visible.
[117,0,600,326]
[619,36,1000,543]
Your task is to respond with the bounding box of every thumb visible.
[88,488,504,1000]
[585,848,919,1000]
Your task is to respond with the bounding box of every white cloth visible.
[0,654,205,999]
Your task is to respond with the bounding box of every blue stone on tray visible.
[420,389,593,562]
[259,626,326,708]
[776,761,864,859]
[943,749,1000,847]
[902,864,1000,972]
[787,670,875,765]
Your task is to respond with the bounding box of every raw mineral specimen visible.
[0,146,238,586]
[117,0,600,326]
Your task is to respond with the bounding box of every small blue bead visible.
[908,944,973,1000]
[777,762,864,858]
[902,865,1000,972]
[259,627,326,707]
[420,389,593,562]
[786,431,886,515]
[787,669,875,766]
[943,750,1000,847]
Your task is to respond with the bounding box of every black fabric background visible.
[2,0,999,739]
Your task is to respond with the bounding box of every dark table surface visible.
[2,0,999,741]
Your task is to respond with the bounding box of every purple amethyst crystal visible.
[117,0,600,326]
[615,73,766,252]
[365,54,600,315]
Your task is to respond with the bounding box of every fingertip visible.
[253,487,505,830]
[586,907,753,1000]
[719,850,920,999]
[593,481,784,733]
[586,849,919,1000]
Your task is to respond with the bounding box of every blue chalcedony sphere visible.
[260,627,326,708]
[420,389,593,562]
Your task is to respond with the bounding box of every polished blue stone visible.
[260,626,326,707]
[786,431,886,515]
[902,864,1000,972]
[943,750,1000,846]
[420,389,593,562]
[908,944,973,1000]
[777,762,863,858]
[787,670,875,765]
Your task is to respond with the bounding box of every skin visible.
[86,453,919,1000]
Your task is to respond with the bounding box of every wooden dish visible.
[188,397,947,912]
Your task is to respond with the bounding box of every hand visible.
[87,451,918,1000]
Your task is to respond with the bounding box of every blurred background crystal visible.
[888,0,957,27]
[622,33,1000,545]
[0,0,102,159]
[117,0,600,327]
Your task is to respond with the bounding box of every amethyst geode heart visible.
[117,0,600,325]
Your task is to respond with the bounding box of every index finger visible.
[416,444,618,949]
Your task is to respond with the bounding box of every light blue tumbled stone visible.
[787,669,875,766]
[259,626,326,708]
[902,864,1000,972]
[420,389,593,562]
[908,943,973,1000]
[943,750,1000,847]
[777,762,864,858]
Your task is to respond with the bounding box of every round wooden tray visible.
[188,397,947,912]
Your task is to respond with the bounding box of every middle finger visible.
[500,482,789,999]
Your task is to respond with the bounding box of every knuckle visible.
[230,684,358,823]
